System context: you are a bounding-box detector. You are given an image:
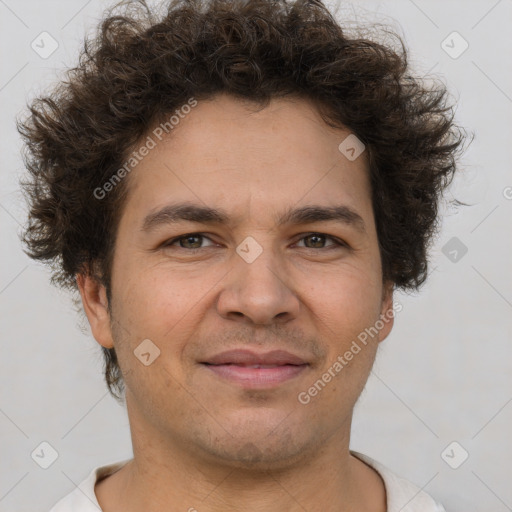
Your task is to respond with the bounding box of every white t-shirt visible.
[48,451,446,511]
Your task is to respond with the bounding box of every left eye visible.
[295,233,346,249]
[162,232,347,250]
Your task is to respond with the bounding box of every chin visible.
[192,417,318,471]
[204,440,308,472]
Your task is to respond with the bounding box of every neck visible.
[95,398,386,512]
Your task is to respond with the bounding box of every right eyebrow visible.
[141,202,230,233]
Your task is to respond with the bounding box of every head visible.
[18,0,465,468]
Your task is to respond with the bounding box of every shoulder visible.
[351,451,446,512]
[47,459,131,512]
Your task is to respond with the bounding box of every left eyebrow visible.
[275,204,366,234]
[141,201,366,234]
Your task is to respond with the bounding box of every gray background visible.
[1,0,511,511]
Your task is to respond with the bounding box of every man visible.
[18,0,465,510]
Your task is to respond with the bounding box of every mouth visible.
[200,349,310,388]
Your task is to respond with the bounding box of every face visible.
[80,93,394,470]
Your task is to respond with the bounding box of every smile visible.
[201,362,308,388]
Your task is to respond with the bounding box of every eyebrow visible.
[141,201,366,234]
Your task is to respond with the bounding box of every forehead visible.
[119,93,373,229]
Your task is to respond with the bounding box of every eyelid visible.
[293,232,348,248]
[161,232,349,250]
[161,232,218,249]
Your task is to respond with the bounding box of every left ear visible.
[377,280,395,343]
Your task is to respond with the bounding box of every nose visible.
[216,239,300,326]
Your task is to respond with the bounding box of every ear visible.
[377,280,395,343]
[76,272,114,349]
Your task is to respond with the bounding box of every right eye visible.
[161,233,217,250]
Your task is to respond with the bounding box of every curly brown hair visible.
[17,0,468,402]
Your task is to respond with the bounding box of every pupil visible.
[309,234,323,248]
[185,235,200,248]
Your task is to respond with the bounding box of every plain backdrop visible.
[1,1,511,511]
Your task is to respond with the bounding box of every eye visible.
[294,233,348,250]
[162,233,216,250]
[161,232,348,251]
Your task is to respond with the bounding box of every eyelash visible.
[161,232,349,251]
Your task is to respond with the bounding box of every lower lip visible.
[202,364,308,388]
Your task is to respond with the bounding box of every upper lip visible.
[201,349,308,366]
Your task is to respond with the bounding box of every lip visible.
[200,349,309,389]
[201,349,308,366]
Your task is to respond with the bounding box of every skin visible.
[77,92,394,512]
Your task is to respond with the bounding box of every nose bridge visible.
[216,231,299,325]
[235,230,286,293]
[239,233,281,281]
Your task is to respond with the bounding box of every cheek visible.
[113,265,224,368]
[110,268,201,413]
[305,266,382,335]
[117,263,201,326]
[303,268,383,392]
[296,274,381,418]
